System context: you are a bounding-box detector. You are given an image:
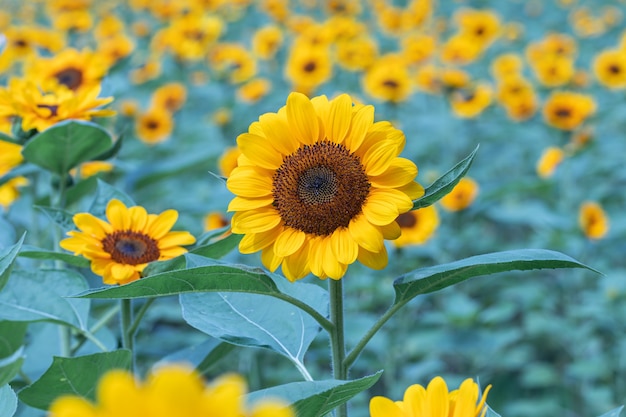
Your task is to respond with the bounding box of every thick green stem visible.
[54,173,71,356]
[329,279,347,417]
[120,298,134,370]
[127,298,155,338]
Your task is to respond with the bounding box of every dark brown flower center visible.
[383,79,399,89]
[555,107,572,118]
[609,64,621,74]
[55,68,84,90]
[303,61,317,72]
[273,141,370,236]
[102,231,160,265]
[396,212,417,228]
[37,104,59,117]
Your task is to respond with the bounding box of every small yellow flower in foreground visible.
[0,177,29,210]
[440,177,479,212]
[393,205,439,247]
[135,107,174,145]
[579,201,609,240]
[227,92,423,281]
[60,199,195,285]
[48,364,294,417]
[536,147,565,178]
[370,376,492,417]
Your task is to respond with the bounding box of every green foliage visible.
[18,350,132,410]
[0,233,24,292]
[0,384,17,417]
[0,321,27,386]
[18,245,90,268]
[21,121,114,175]
[247,371,383,417]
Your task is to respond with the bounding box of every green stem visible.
[58,326,71,357]
[76,329,109,352]
[127,297,155,338]
[55,173,71,356]
[70,304,120,355]
[121,298,134,370]
[344,301,405,369]
[329,279,347,417]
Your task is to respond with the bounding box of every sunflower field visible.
[1,0,625,416]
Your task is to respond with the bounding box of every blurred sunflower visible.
[0,177,29,211]
[210,43,257,84]
[0,140,23,177]
[204,212,231,233]
[154,14,223,61]
[135,107,174,145]
[6,78,115,132]
[151,82,187,113]
[449,83,492,118]
[530,55,575,87]
[440,34,482,66]
[370,376,491,417]
[400,33,436,66]
[237,78,272,103]
[579,201,609,240]
[542,91,596,131]
[227,92,423,281]
[491,53,523,79]
[393,205,439,247]
[49,364,294,417]
[98,35,135,68]
[336,36,378,71]
[24,48,109,92]
[218,146,241,178]
[129,60,162,85]
[536,146,565,178]
[60,199,195,285]
[440,177,479,212]
[285,42,332,92]
[363,54,411,102]
[455,8,501,47]
[496,75,538,121]
[593,49,626,89]
[252,25,284,59]
[71,161,114,179]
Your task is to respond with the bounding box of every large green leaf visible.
[412,145,478,210]
[598,406,624,417]
[21,120,114,175]
[393,249,598,306]
[35,205,76,233]
[158,338,236,376]
[0,233,25,292]
[19,245,90,268]
[0,269,90,330]
[0,384,17,417]
[247,371,382,417]
[88,179,135,218]
[18,350,132,410]
[0,321,27,386]
[180,281,327,367]
[76,265,280,299]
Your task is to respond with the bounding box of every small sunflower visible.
[285,42,332,92]
[151,82,187,113]
[204,212,231,235]
[60,199,196,285]
[579,201,609,240]
[0,140,23,177]
[252,25,284,59]
[542,91,596,131]
[593,49,626,89]
[440,177,479,212]
[363,54,412,103]
[370,376,492,417]
[449,83,493,118]
[536,146,565,178]
[227,92,424,281]
[135,107,174,145]
[0,177,29,211]
[336,36,378,71]
[393,205,439,247]
[236,78,272,103]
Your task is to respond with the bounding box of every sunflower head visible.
[60,199,196,285]
[227,92,423,281]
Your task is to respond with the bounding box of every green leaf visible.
[393,249,599,306]
[0,321,27,386]
[18,350,132,410]
[412,145,478,210]
[159,338,236,376]
[247,371,382,417]
[0,233,25,292]
[35,205,76,233]
[0,384,17,417]
[88,179,135,218]
[19,245,90,268]
[485,405,502,417]
[0,269,90,330]
[76,265,280,299]
[93,134,123,161]
[64,176,99,209]
[21,120,114,175]
[598,406,624,417]
[0,131,18,144]
[180,281,327,364]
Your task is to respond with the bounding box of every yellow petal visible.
[380,221,401,240]
[128,206,148,231]
[326,94,352,144]
[237,133,284,170]
[425,377,450,417]
[105,199,130,230]
[363,189,412,226]
[147,209,178,239]
[228,196,274,211]
[108,263,140,285]
[369,396,404,417]
[49,395,98,417]
[330,227,358,265]
[227,166,274,198]
[357,245,388,270]
[258,112,299,155]
[348,215,384,253]
[286,92,320,145]
[322,238,347,280]
[231,208,281,234]
[344,104,374,151]
[261,244,283,272]
[308,237,325,278]
[403,384,427,417]
[73,213,111,237]
[274,227,306,257]
[399,181,425,200]
[452,379,479,417]
[369,158,418,188]
[159,247,188,258]
[158,231,196,248]
[281,243,311,282]
[239,227,282,253]
[361,139,400,177]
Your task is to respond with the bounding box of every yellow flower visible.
[227,92,423,281]
[440,177,479,212]
[401,33,436,66]
[363,54,412,102]
[579,201,609,240]
[593,49,626,89]
[0,140,23,177]
[440,34,483,66]
[60,199,195,285]
[70,161,115,179]
[495,75,538,122]
[97,34,135,68]
[151,83,188,113]
[237,78,272,103]
[530,55,575,87]
[252,25,284,59]
[393,205,439,247]
[7,78,115,133]
[490,53,523,79]
[0,177,29,211]
[336,36,378,71]
[210,43,257,84]
[204,212,231,234]
[135,107,174,145]
[154,14,223,61]
[370,376,491,417]
[542,91,596,131]
[129,60,162,85]
[455,8,501,47]
[449,83,492,118]
[285,42,332,91]
[536,147,565,178]
[219,146,242,177]
[48,365,294,417]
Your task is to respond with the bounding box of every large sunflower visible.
[227,92,423,281]
[60,199,196,285]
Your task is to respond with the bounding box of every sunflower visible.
[440,34,483,66]
[363,54,412,103]
[401,33,436,66]
[49,364,294,417]
[393,205,439,247]
[135,107,174,145]
[252,25,284,59]
[336,36,378,71]
[210,43,257,84]
[285,42,332,92]
[60,199,196,285]
[579,201,609,240]
[204,212,231,234]
[455,8,501,47]
[151,82,187,113]
[0,177,29,211]
[449,83,492,118]
[542,91,596,131]
[236,78,272,103]
[490,53,523,79]
[536,146,565,178]
[440,177,479,212]
[24,48,109,92]
[226,92,424,281]
[593,49,626,89]
[530,55,575,87]
[369,376,492,417]
[0,140,23,177]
